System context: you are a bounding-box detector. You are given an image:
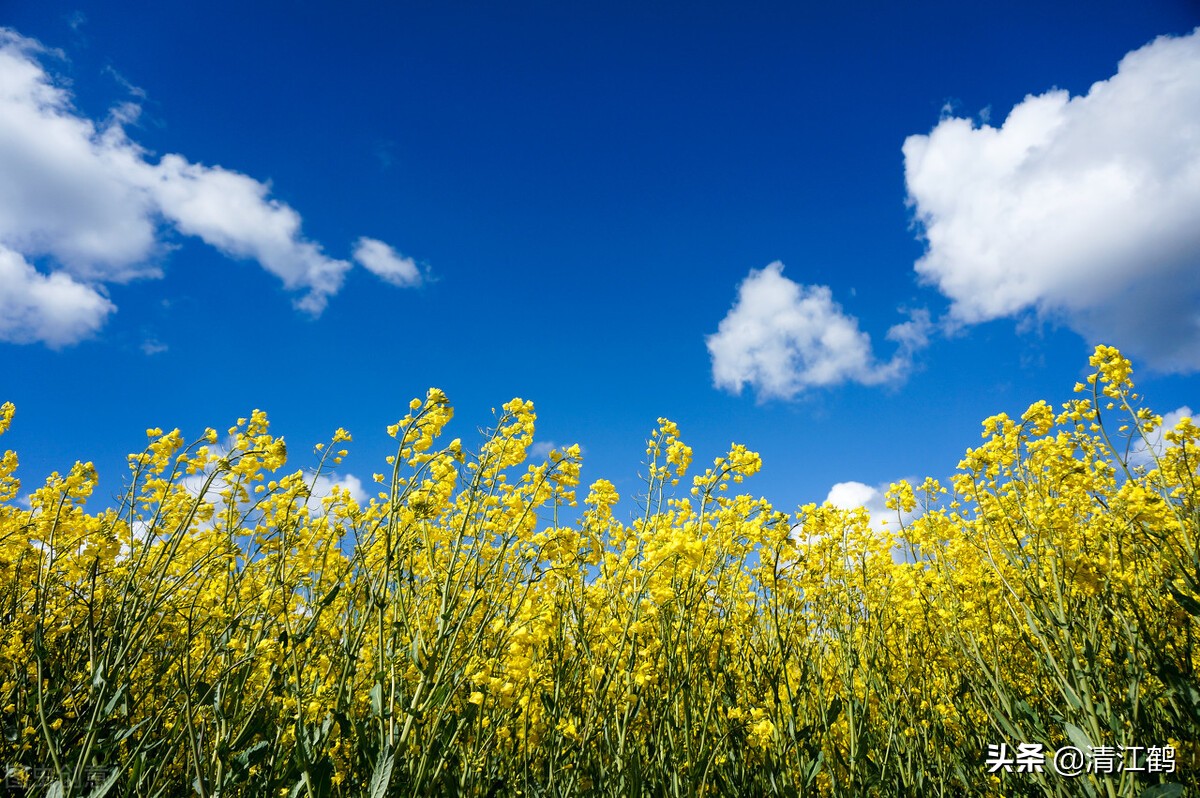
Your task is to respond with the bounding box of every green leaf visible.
[1158,660,1200,721]
[1061,684,1083,711]
[427,682,451,711]
[804,750,824,787]
[84,764,122,798]
[235,740,270,770]
[289,774,309,798]
[319,582,342,608]
[1166,581,1200,616]
[410,629,423,666]
[116,717,151,742]
[369,682,384,718]
[1139,785,1183,798]
[826,697,842,725]
[297,615,320,645]
[296,585,341,644]
[102,684,127,718]
[1064,722,1093,753]
[368,749,396,798]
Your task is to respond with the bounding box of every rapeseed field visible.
[0,345,1195,797]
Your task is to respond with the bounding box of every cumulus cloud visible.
[904,28,1200,372]
[825,480,919,535]
[353,237,421,287]
[0,33,160,280]
[147,155,352,314]
[706,262,929,400]
[178,445,368,531]
[528,441,559,461]
[788,479,919,564]
[0,245,114,347]
[305,472,369,512]
[818,479,922,563]
[0,27,415,346]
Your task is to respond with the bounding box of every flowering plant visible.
[0,347,1195,796]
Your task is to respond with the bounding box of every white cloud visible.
[0,32,160,279]
[527,440,584,462]
[826,480,881,514]
[820,479,923,564]
[0,27,414,345]
[904,28,1200,372]
[706,262,929,400]
[1128,405,1193,469]
[825,480,919,535]
[305,473,368,513]
[353,237,421,287]
[0,244,114,347]
[528,441,558,461]
[177,442,368,530]
[788,479,920,565]
[140,338,168,356]
[147,155,351,314]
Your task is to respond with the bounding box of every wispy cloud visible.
[0,28,419,347]
[140,338,168,356]
[904,28,1200,372]
[1127,405,1194,469]
[707,262,929,401]
[102,64,146,99]
[353,237,422,287]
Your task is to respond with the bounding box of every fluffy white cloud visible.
[825,480,882,513]
[707,262,929,400]
[825,480,919,535]
[147,155,351,314]
[0,33,160,280]
[526,440,585,462]
[822,479,923,564]
[178,445,368,530]
[353,237,421,287]
[528,440,558,461]
[305,473,369,513]
[0,245,114,347]
[904,28,1200,372]
[788,479,919,564]
[0,28,415,345]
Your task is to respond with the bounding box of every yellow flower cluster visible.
[0,346,1196,797]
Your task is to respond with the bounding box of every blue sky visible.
[2,1,1198,525]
